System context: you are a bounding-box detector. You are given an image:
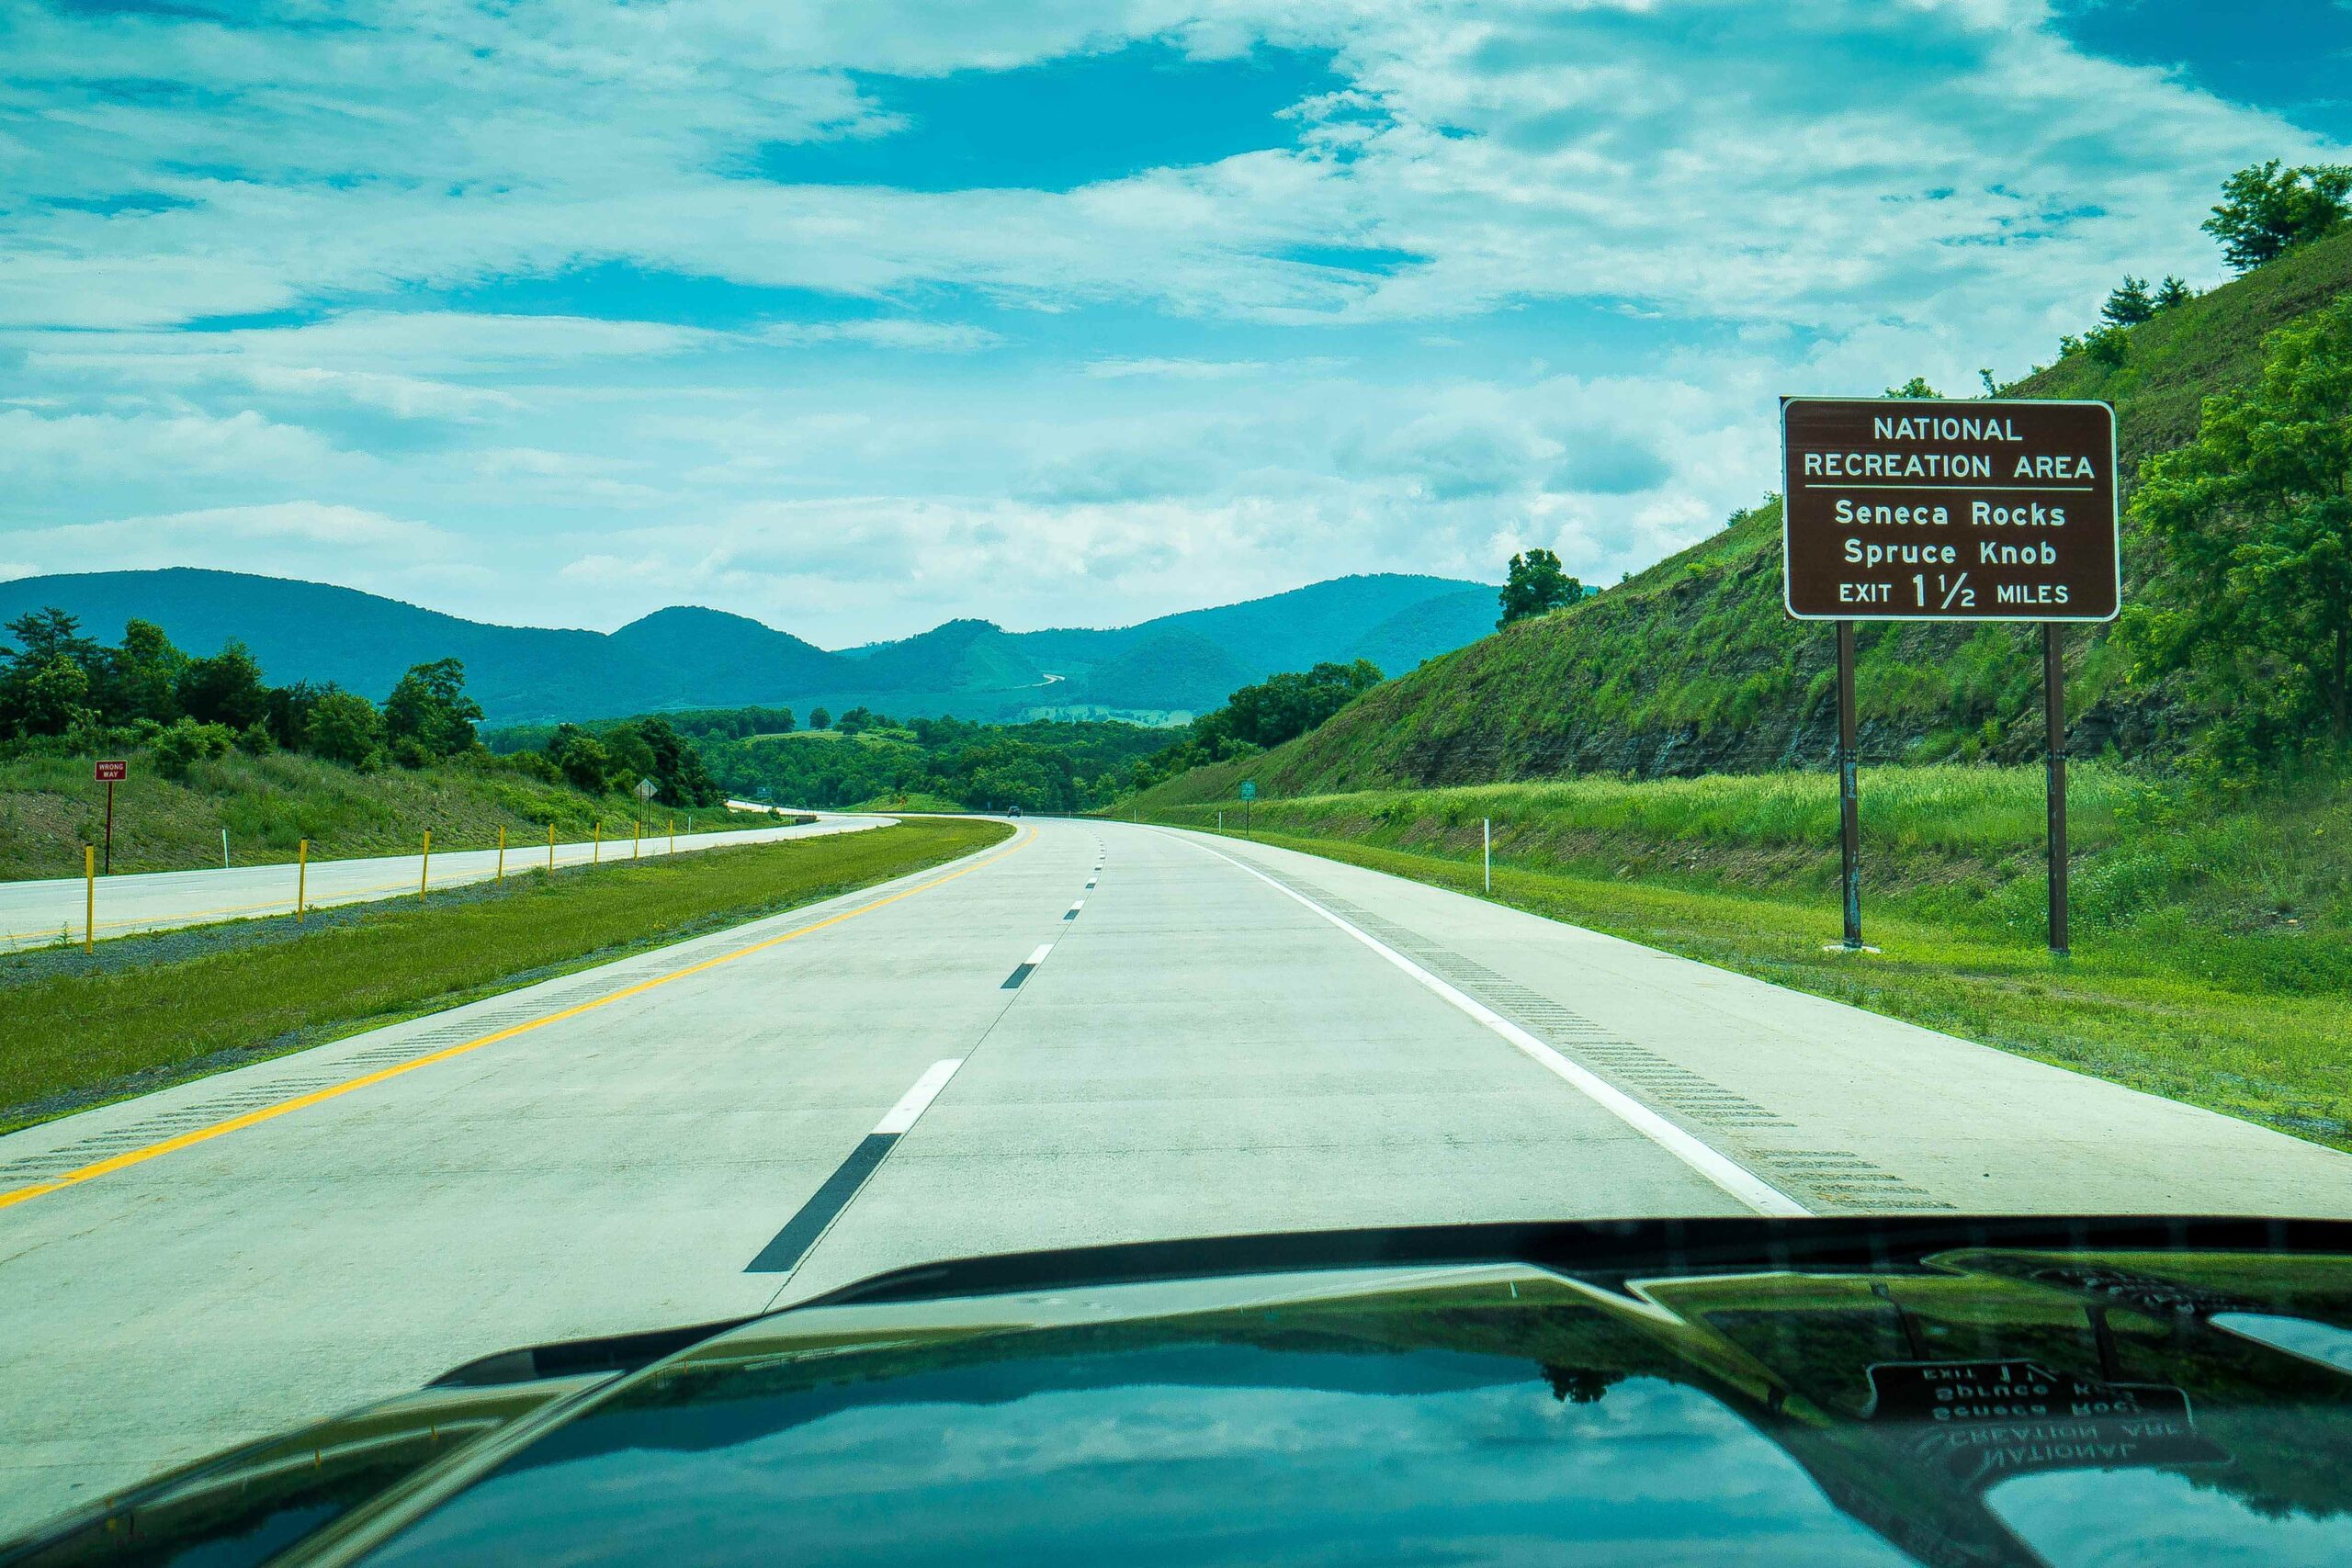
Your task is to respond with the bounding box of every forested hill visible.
[1135,223,2352,805]
[0,570,1492,727]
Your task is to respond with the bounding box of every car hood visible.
[13,1216,2352,1567]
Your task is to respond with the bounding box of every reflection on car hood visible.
[12,1216,2352,1568]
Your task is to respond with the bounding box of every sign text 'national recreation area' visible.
[1781,398,2119,621]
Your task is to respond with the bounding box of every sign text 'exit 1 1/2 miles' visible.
[1781,398,2120,621]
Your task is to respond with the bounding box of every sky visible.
[1,0,2347,646]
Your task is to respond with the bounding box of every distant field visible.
[848,792,968,813]
[1132,762,2352,1149]
[0,749,767,881]
[0,817,1012,1131]
[743,729,920,748]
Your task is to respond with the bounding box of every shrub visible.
[152,718,235,779]
[304,690,385,770]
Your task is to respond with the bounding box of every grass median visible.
[0,816,1012,1132]
[1140,769,2350,1155]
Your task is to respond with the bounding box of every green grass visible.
[846,792,970,813]
[0,817,1012,1130]
[1133,763,2352,1149]
[0,747,772,880]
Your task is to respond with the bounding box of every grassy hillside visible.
[1146,762,2346,984]
[0,748,765,880]
[1140,225,2352,800]
[2014,224,2352,466]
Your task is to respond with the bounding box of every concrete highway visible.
[3,814,2347,1536]
[0,809,885,952]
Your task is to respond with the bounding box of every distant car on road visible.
[11,1215,2350,1566]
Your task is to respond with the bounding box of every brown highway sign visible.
[1781,398,2118,621]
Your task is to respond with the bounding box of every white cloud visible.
[1,502,464,592]
[1084,357,1272,378]
[0,408,350,487]
[4,1,2346,637]
[757,320,1006,351]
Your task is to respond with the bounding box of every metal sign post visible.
[93,760,127,874]
[2044,624,2069,955]
[1239,779,1256,840]
[635,777,657,860]
[1781,397,2118,956]
[1835,621,1862,950]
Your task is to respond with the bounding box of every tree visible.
[107,619,186,724]
[265,680,328,750]
[809,706,831,730]
[1223,660,1385,748]
[1883,376,1941,399]
[636,716,721,807]
[2203,160,2352,273]
[2059,325,2129,367]
[382,657,482,764]
[2100,275,2156,328]
[544,723,612,794]
[2122,295,2352,763]
[2,608,101,674]
[2154,275,2192,310]
[9,654,92,737]
[303,690,385,769]
[600,722,658,795]
[0,608,103,736]
[176,640,270,731]
[1498,547,1583,628]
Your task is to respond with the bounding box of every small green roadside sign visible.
[1238,781,1257,800]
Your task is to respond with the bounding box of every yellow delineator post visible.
[593,822,600,864]
[668,817,674,854]
[496,825,506,881]
[419,829,431,899]
[297,839,308,921]
[83,845,95,953]
[633,816,641,860]
[547,822,555,874]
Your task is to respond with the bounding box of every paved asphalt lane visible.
[3,815,2348,1536]
[0,810,886,951]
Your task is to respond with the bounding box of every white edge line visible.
[1024,943,1053,966]
[873,1057,966,1134]
[1178,837,1810,1218]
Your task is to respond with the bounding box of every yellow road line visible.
[0,826,1035,1213]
